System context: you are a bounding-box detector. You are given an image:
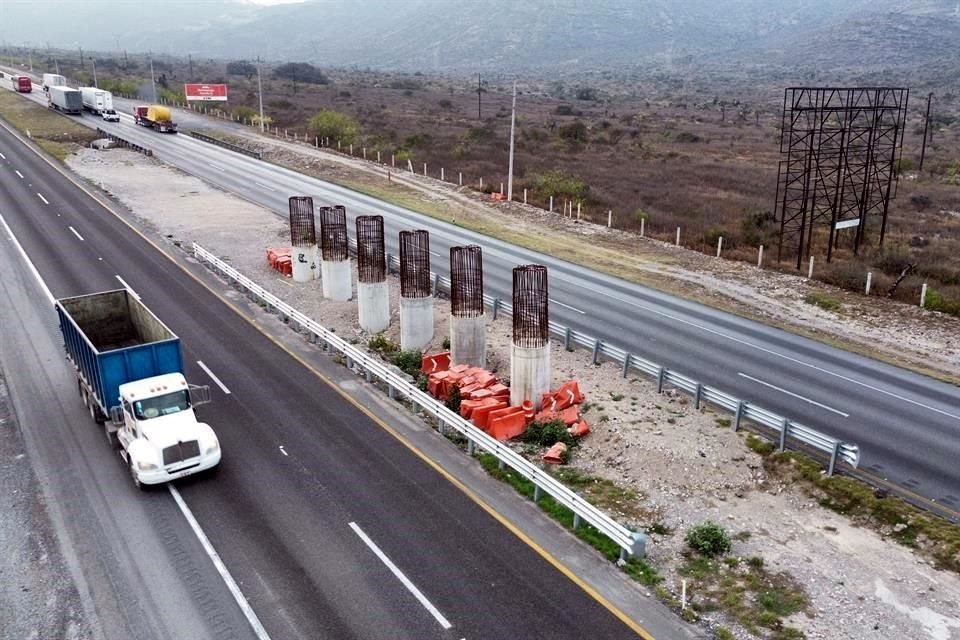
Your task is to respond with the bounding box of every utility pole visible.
[507,81,517,201]
[79,47,84,65]
[257,56,265,132]
[92,57,98,87]
[477,73,481,120]
[188,54,193,82]
[55,58,60,74]
[149,54,157,102]
[919,92,933,171]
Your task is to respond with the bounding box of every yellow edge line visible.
[0,117,658,639]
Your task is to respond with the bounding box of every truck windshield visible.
[133,390,191,420]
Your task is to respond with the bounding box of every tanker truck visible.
[134,104,177,133]
[56,289,221,488]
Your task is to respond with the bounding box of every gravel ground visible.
[67,146,960,640]
[0,372,90,640]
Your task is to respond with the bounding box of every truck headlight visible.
[138,461,158,471]
[204,441,220,455]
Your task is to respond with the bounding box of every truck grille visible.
[162,440,200,466]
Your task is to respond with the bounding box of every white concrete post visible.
[758,245,764,267]
[920,283,928,308]
[480,177,484,188]
[549,196,553,212]
[441,167,445,181]
[577,202,581,219]
[423,162,427,175]
[349,144,353,155]
[681,580,687,610]
[315,136,319,146]
[675,227,681,246]
[500,182,504,195]
[716,236,723,257]
[377,151,381,163]
[284,128,288,138]
[391,154,395,167]
[338,140,341,150]
[363,147,366,159]
[523,188,528,204]
[408,159,414,173]
[865,272,873,296]
[807,256,815,280]
[607,210,612,228]
[640,218,645,237]
[458,172,463,186]
[294,133,298,141]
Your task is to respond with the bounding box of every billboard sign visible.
[184,83,228,102]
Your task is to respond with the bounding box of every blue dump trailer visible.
[55,289,220,488]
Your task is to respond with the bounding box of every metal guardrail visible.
[95,127,153,157]
[368,241,861,475]
[193,243,647,559]
[187,130,262,160]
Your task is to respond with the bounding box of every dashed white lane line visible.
[68,226,85,241]
[169,486,273,640]
[254,181,276,192]
[211,163,226,172]
[37,193,49,205]
[0,152,6,159]
[349,521,452,630]
[114,275,141,301]
[599,290,960,422]
[278,445,288,456]
[738,372,850,418]
[15,170,24,179]
[0,211,55,304]
[549,298,586,315]
[197,360,231,395]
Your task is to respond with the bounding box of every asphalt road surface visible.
[0,98,676,638]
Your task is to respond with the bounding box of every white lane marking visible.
[0,210,55,304]
[549,298,586,315]
[169,486,273,640]
[738,372,850,418]
[349,521,452,630]
[114,275,141,301]
[37,193,49,205]
[278,279,293,287]
[15,170,24,179]
[278,445,288,456]
[0,152,6,159]
[600,290,960,422]
[254,181,276,192]
[197,360,231,395]
[68,226,85,241]
[211,164,226,172]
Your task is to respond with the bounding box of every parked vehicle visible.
[133,105,177,133]
[12,75,32,93]
[55,289,221,488]
[42,73,66,92]
[47,85,83,115]
[80,86,119,121]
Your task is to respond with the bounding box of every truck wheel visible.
[105,424,118,449]
[129,459,147,491]
[89,400,106,425]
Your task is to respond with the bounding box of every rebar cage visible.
[399,230,431,298]
[355,215,386,283]
[288,196,316,246]
[450,245,484,318]
[319,205,349,261]
[512,264,549,348]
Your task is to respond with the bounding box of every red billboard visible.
[184,83,228,102]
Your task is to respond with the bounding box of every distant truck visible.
[56,290,221,488]
[42,73,66,92]
[80,86,119,121]
[134,105,177,133]
[47,85,83,115]
[12,75,32,93]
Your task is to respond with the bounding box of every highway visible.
[0,102,690,638]
[65,85,960,508]
[5,77,960,510]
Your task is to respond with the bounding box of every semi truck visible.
[47,85,83,115]
[11,75,32,93]
[56,289,221,489]
[42,73,66,92]
[134,105,177,133]
[80,86,119,121]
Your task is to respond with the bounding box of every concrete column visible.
[321,259,352,301]
[292,244,316,283]
[450,314,486,368]
[510,344,551,409]
[400,296,434,351]
[358,281,389,333]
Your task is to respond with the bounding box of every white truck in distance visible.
[80,86,119,121]
[42,73,66,92]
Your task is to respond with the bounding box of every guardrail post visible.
[621,353,631,377]
[385,253,393,274]
[388,384,395,399]
[630,532,647,559]
[492,297,500,320]
[591,339,602,364]
[432,273,439,295]
[365,369,373,383]
[573,514,582,529]
[498,459,505,470]
[779,418,789,451]
[656,367,665,393]
[733,400,744,431]
[563,327,573,351]
[467,439,475,455]
[694,383,703,409]
[533,485,542,504]
[828,441,840,476]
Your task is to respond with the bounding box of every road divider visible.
[187,130,263,160]
[95,127,153,157]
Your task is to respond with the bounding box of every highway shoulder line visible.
[738,372,850,418]
[197,360,231,394]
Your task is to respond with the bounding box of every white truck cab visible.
[111,372,221,488]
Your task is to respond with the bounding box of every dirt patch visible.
[67,146,960,640]
[0,89,98,160]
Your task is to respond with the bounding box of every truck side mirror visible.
[189,384,212,407]
[109,406,125,426]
